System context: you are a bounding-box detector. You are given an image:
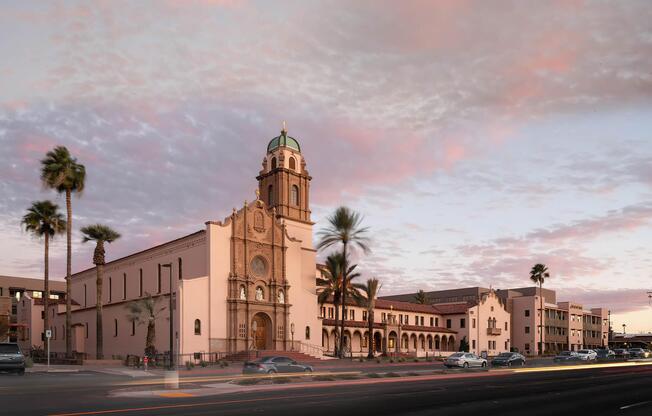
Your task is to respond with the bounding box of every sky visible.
[0,0,651,332]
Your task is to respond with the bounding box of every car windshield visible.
[497,353,513,357]
[559,351,572,356]
[449,353,464,358]
[0,344,20,354]
[578,350,591,354]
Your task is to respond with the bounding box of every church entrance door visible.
[252,313,271,350]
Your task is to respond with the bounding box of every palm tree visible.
[317,254,343,354]
[354,278,381,359]
[126,293,166,358]
[21,201,66,341]
[317,206,370,358]
[415,289,428,304]
[41,146,86,357]
[81,224,121,359]
[529,263,550,356]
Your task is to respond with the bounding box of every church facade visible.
[41,128,322,359]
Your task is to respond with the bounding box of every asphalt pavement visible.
[1,361,651,416]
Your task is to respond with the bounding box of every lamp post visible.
[290,323,295,351]
[161,263,173,370]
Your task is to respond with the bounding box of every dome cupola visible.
[267,123,300,153]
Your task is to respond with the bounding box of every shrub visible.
[272,377,292,384]
[185,361,195,370]
[389,358,395,363]
[375,357,381,364]
[366,372,381,378]
[358,357,364,362]
[425,356,433,362]
[413,358,419,363]
[200,360,208,368]
[398,357,405,363]
[24,357,34,368]
[235,378,261,385]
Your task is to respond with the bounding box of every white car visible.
[576,349,597,361]
[444,352,488,368]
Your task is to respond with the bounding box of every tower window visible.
[291,185,299,206]
[194,319,201,335]
[289,157,296,170]
[271,157,277,170]
[268,185,273,206]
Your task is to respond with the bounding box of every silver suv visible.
[0,343,25,375]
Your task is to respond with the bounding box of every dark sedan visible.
[595,349,616,360]
[0,343,25,375]
[491,352,526,367]
[613,349,630,359]
[553,351,580,363]
[627,348,651,359]
[243,356,314,374]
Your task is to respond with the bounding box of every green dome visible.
[267,131,301,153]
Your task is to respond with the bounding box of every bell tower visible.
[257,124,312,224]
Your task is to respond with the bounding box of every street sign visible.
[45,329,51,339]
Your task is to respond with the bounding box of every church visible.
[37,127,323,359]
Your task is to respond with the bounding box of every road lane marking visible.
[48,393,335,416]
[620,401,651,410]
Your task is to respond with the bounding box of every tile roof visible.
[431,302,475,314]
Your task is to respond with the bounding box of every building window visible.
[525,326,530,334]
[157,265,162,293]
[291,185,299,206]
[525,310,530,317]
[289,156,296,170]
[399,314,403,324]
[131,321,136,336]
[363,311,368,321]
[271,157,277,170]
[420,316,424,326]
[108,277,112,302]
[194,319,201,335]
[350,310,355,320]
[238,323,246,338]
[435,317,439,327]
[114,319,118,337]
[328,307,334,319]
[139,269,143,297]
[255,287,264,301]
[382,312,387,322]
[525,343,530,351]
[320,307,326,318]
[491,306,494,312]
[472,318,476,329]
[460,318,466,329]
[405,315,409,325]
[277,290,285,304]
[305,326,310,340]
[505,322,508,330]
[446,319,452,329]
[123,273,127,300]
[83,284,87,307]
[178,257,183,280]
[85,323,88,339]
[278,325,284,339]
[472,340,476,349]
[430,317,434,326]
[268,185,273,205]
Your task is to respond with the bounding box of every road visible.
[1,362,651,415]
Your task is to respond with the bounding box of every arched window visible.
[291,185,299,206]
[305,326,311,340]
[194,319,201,335]
[271,157,277,170]
[289,157,296,170]
[267,185,273,206]
[277,290,285,304]
[131,321,135,336]
[239,285,247,300]
[114,319,118,337]
[255,286,264,301]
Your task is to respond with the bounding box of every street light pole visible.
[291,323,295,351]
[162,263,173,370]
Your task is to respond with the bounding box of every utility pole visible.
[162,263,174,370]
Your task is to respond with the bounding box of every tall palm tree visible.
[529,263,550,356]
[354,278,381,359]
[415,289,428,304]
[41,146,86,357]
[317,254,344,355]
[126,293,166,358]
[81,224,121,359]
[21,201,66,342]
[317,206,370,358]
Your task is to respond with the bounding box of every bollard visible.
[164,370,179,389]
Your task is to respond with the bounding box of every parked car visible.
[444,352,487,368]
[0,343,25,375]
[627,348,651,359]
[242,356,313,374]
[595,349,616,360]
[576,349,598,361]
[491,352,526,367]
[553,351,580,363]
[613,349,630,359]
